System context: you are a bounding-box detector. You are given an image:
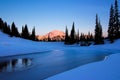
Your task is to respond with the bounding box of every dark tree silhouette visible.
[30,27,36,41]
[108,4,115,43]
[7,25,11,35]
[114,0,120,39]
[2,22,8,33]
[2,22,11,35]
[0,18,38,41]
[90,33,94,41]
[48,34,51,41]
[76,29,79,44]
[64,26,69,44]
[80,33,84,41]
[70,22,76,44]
[21,24,30,39]
[21,26,24,38]
[87,32,91,41]
[80,33,86,46]
[0,18,4,30]
[0,19,11,36]
[11,22,20,37]
[94,14,104,44]
[108,0,120,42]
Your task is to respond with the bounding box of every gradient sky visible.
[0,0,119,36]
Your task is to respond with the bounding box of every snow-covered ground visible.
[1,31,120,57]
[47,53,120,80]
[0,32,65,57]
[0,31,120,80]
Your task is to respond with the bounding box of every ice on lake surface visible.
[0,49,112,80]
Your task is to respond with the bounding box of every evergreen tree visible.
[114,0,119,38]
[108,0,120,42]
[48,34,51,41]
[7,25,11,35]
[90,33,94,41]
[0,18,4,30]
[94,14,99,44]
[22,24,30,39]
[99,20,104,43]
[3,22,8,34]
[80,33,83,42]
[94,14,104,44]
[24,24,29,39]
[64,26,69,44]
[2,22,10,35]
[80,33,85,42]
[30,27,36,41]
[70,22,76,44]
[11,22,20,37]
[80,33,86,46]
[108,4,115,43]
[119,13,120,30]
[76,29,79,44]
[87,32,91,41]
[21,26,24,38]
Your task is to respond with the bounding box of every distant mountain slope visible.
[37,30,65,41]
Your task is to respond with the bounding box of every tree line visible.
[64,22,94,46]
[0,19,37,41]
[65,0,120,45]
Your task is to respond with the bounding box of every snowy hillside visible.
[0,32,120,80]
[0,31,64,56]
[1,31,120,57]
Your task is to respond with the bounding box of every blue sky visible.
[0,0,119,36]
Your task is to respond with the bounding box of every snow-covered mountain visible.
[37,30,65,41]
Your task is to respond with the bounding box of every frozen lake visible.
[0,49,111,80]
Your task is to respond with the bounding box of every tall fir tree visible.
[76,29,79,44]
[21,26,24,38]
[94,14,104,44]
[21,25,30,39]
[3,22,8,34]
[30,27,36,41]
[2,22,11,35]
[87,32,91,41]
[0,18,4,30]
[80,33,86,46]
[24,24,29,39]
[11,22,20,37]
[70,22,76,44]
[64,26,69,44]
[80,33,83,42]
[114,0,119,38]
[108,4,115,43]
[99,20,104,43]
[108,0,120,42]
[94,14,99,44]
[90,33,94,41]
[7,25,11,35]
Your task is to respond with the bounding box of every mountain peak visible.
[37,30,65,41]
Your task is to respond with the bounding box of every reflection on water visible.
[0,58,32,72]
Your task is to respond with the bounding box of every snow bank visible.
[46,53,120,80]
